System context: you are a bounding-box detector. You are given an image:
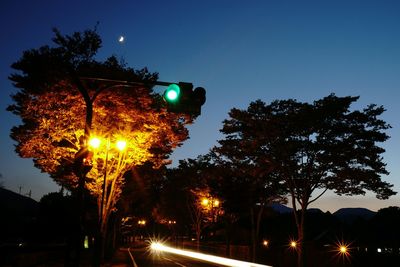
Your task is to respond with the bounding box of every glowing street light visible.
[89,137,101,149]
[116,140,126,151]
[290,240,297,249]
[200,195,221,224]
[201,196,220,209]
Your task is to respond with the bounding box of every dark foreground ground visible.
[1,241,400,267]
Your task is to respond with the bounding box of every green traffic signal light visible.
[164,84,180,102]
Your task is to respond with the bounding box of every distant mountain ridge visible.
[333,207,376,223]
[270,203,376,219]
[0,187,38,216]
[270,203,292,213]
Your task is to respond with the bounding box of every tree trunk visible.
[296,208,305,267]
[290,191,307,267]
[255,203,264,262]
[294,204,306,267]
[196,230,201,251]
[195,219,201,251]
[250,207,256,262]
[93,211,109,267]
[224,217,232,257]
[250,205,264,262]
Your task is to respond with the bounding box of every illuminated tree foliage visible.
[216,95,395,267]
[7,28,192,240]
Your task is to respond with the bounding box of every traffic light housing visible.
[163,82,206,116]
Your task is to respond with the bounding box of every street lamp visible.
[89,136,127,232]
[138,220,146,226]
[201,196,221,223]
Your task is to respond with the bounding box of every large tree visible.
[7,28,192,262]
[216,95,395,267]
[213,118,287,261]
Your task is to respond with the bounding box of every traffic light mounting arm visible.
[80,77,206,116]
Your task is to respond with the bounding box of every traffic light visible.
[163,82,206,116]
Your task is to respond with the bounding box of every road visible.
[128,247,227,267]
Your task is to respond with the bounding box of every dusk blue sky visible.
[1,0,399,212]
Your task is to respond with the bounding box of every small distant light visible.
[290,240,297,248]
[335,241,351,258]
[377,248,382,253]
[118,36,125,43]
[339,245,347,254]
[84,236,89,249]
[263,240,269,247]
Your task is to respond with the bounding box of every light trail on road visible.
[151,242,272,267]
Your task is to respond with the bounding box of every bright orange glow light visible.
[263,240,269,246]
[116,140,127,151]
[290,241,297,248]
[336,242,351,257]
[150,242,272,267]
[332,240,352,262]
[89,137,101,149]
[201,198,209,206]
[214,199,220,207]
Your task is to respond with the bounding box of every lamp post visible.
[89,136,127,228]
[89,136,127,263]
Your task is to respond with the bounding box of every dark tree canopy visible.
[215,94,395,266]
[218,95,395,204]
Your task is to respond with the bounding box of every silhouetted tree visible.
[39,191,76,241]
[369,206,400,247]
[213,107,288,261]
[215,95,395,267]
